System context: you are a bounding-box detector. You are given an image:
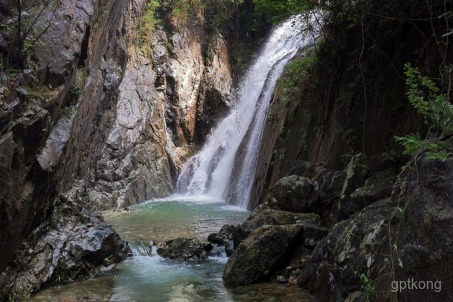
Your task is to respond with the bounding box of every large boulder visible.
[223,224,303,286]
[349,170,396,213]
[209,210,321,256]
[269,175,319,212]
[156,237,210,261]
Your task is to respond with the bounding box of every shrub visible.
[395,64,452,160]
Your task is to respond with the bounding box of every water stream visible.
[176,15,318,208]
[31,197,313,301]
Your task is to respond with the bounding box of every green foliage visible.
[395,64,452,160]
[276,52,317,105]
[209,0,243,32]
[360,269,375,302]
[395,134,423,155]
[381,147,398,163]
[403,64,452,134]
[166,0,206,26]
[69,84,81,104]
[253,0,316,22]
[138,0,160,57]
[167,0,242,32]
[335,9,361,29]
[168,0,193,23]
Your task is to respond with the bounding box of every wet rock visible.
[196,36,233,141]
[269,176,319,212]
[88,18,234,210]
[207,224,239,256]
[16,87,30,99]
[31,1,98,85]
[349,170,396,213]
[156,237,209,261]
[166,28,205,145]
[297,262,315,287]
[285,161,345,205]
[216,209,321,251]
[300,198,397,300]
[223,224,303,286]
[0,196,130,300]
[208,224,238,245]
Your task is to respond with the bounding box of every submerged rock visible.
[223,224,303,286]
[156,237,210,261]
[207,224,241,256]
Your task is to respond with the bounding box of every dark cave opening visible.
[78,26,90,67]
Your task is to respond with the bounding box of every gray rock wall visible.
[87,6,234,210]
[0,0,236,281]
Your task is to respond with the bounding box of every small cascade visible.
[177,14,319,207]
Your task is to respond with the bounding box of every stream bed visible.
[31,197,314,301]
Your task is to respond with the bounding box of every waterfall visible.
[176,14,319,207]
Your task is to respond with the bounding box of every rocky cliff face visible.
[89,19,234,209]
[1,0,129,277]
[0,0,239,297]
[0,0,134,297]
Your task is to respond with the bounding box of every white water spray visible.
[176,14,319,208]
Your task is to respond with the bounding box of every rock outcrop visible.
[156,237,211,261]
[87,7,235,210]
[223,224,303,286]
[269,175,319,212]
[0,195,131,301]
[299,157,453,302]
[220,155,452,301]
[0,0,130,278]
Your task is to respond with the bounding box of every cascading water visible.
[177,14,319,208]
